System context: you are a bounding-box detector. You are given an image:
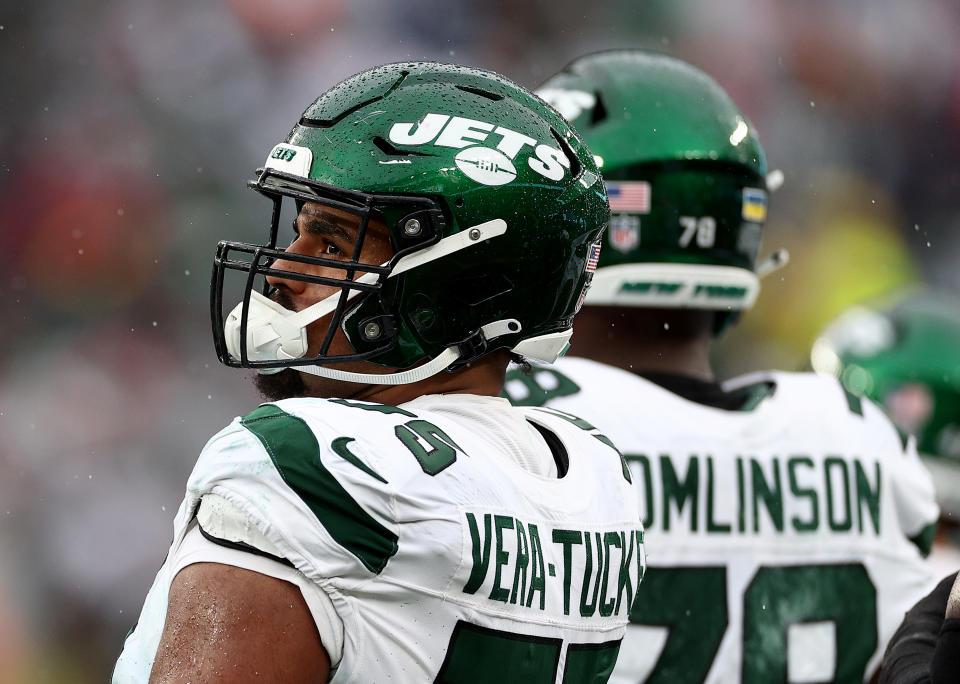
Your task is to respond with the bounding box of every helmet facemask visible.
[211,166,449,382]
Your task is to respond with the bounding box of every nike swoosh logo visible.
[331,437,388,484]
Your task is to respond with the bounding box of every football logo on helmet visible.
[455,147,517,186]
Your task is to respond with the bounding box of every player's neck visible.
[569,308,715,382]
[348,351,510,406]
[572,337,715,382]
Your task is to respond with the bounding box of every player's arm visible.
[930,572,960,684]
[879,571,957,684]
[150,562,330,683]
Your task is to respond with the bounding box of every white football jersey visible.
[503,358,939,684]
[115,394,644,683]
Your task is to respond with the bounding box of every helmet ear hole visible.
[551,129,581,177]
[589,92,607,126]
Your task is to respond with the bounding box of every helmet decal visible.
[536,88,597,121]
[454,147,517,186]
[265,143,313,177]
[387,112,571,185]
[606,181,651,214]
[741,188,768,222]
[609,215,641,253]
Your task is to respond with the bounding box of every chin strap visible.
[288,346,463,385]
[264,326,574,386]
[278,318,527,386]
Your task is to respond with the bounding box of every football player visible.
[506,50,938,682]
[113,62,645,683]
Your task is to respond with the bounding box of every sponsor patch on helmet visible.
[607,181,651,214]
[742,187,767,222]
[455,147,517,186]
[610,215,640,252]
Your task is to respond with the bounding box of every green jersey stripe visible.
[241,404,399,574]
[841,383,864,417]
[908,520,937,558]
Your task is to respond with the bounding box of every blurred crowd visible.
[1,0,958,680]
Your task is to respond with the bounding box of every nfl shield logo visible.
[610,214,640,252]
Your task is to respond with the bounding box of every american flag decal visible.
[586,241,602,273]
[576,287,588,312]
[606,181,651,214]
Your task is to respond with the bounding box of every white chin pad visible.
[224,290,309,363]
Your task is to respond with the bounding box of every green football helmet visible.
[538,50,784,321]
[812,291,960,515]
[211,62,608,384]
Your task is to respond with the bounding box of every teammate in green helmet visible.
[505,50,937,683]
[115,62,644,683]
[538,48,784,334]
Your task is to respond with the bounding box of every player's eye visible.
[322,241,344,256]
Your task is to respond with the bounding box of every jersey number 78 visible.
[629,563,877,682]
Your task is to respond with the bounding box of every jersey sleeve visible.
[173,517,345,667]
[186,403,402,586]
[863,399,941,555]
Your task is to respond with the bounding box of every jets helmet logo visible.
[389,113,571,186]
[536,88,597,121]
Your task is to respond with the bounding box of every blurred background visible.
[1,0,958,680]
